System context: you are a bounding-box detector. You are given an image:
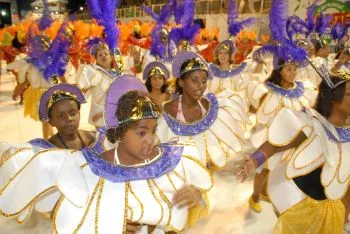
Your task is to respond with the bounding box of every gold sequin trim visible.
[146,180,164,226]
[128,183,144,222]
[95,179,105,234]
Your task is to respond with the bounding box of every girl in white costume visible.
[0,74,213,234]
[206,0,254,99]
[76,42,123,128]
[238,72,350,234]
[158,51,250,170]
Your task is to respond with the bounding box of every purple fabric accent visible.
[29,138,55,149]
[209,62,247,78]
[143,61,170,80]
[252,151,266,167]
[315,13,331,36]
[265,81,304,98]
[82,143,183,183]
[38,84,86,122]
[163,93,218,136]
[104,74,148,129]
[90,127,108,154]
[323,125,350,143]
[172,51,212,80]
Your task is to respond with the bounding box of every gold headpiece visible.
[180,57,208,77]
[148,67,165,78]
[47,90,78,112]
[117,97,160,125]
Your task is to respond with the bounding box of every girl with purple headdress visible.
[238,71,350,234]
[158,51,250,171]
[7,19,75,140]
[206,0,254,100]
[245,0,319,213]
[76,0,124,129]
[0,74,212,234]
[143,61,172,112]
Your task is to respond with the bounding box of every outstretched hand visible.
[236,154,257,182]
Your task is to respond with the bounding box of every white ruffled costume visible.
[0,142,212,234]
[76,64,119,128]
[266,108,349,213]
[157,90,250,169]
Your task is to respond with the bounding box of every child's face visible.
[49,99,80,136]
[119,119,158,161]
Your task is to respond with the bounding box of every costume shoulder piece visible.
[82,142,184,183]
[253,81,316,126]
[267,108,350,201]
[207,63,250,94]
[158,90,250,168]
[209,62,247,78]
[76,64,115,92]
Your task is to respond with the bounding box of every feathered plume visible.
[28,21,72,81]
[314,13,331,36]
[87,0,120,50]
[168,0,199,51]
[38,0,53,31]
[269,0,288,42]
[306,3,316,31]
[42,21,71,79]
[286,16,310,41]
[227,0,255,37]
[331,23,349,41]
[172,0,185,24]
[144,1,173,59]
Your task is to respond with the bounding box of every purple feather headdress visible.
[269,0,288,42]
[286,16,310,42]
[168,0,199,50]
[306,3,316,32]
[331,23,349,42]
[38,0,53,31]
[143,1,173,59]
[87,0,120,51]
[314,13,332,36]
[227,0,255,37]
[253,0,307,67]
[28,21,71,81]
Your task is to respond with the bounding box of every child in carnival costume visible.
[76,0,124,128]
[0,74,213,234]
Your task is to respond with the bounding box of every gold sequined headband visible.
[180,57,208,78]
[117,97,160,126]
[148,67,165,78]
[47,90,78,112]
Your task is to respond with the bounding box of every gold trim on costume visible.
[128,183,144,222]
[146,180,164,226]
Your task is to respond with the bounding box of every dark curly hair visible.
[106,91,156,143]
[265,59,286,86]
[315,75,348,118]
[145,75,168,93]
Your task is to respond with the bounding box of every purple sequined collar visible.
[163,93,219,136]
[265,81,304,98]
[323,125,350,143]
[209,62,247,78]
[82,143,183,183]
[29,138,56,149]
